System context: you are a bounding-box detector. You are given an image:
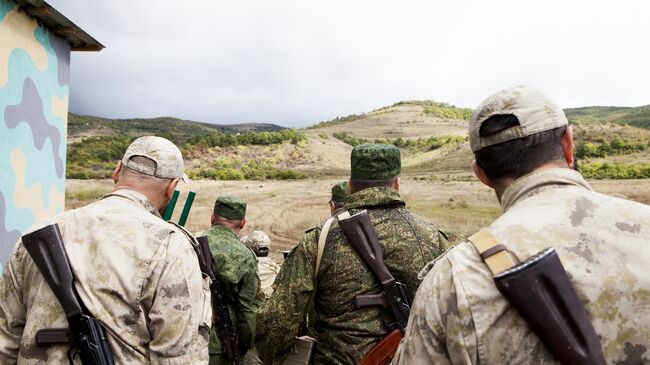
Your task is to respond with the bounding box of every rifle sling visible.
[310,213,342,304]
[468,228,516,275]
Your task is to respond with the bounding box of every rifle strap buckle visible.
[469,228,516,275]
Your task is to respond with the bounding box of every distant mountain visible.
[68,113,285,144]
[565,105,650,129]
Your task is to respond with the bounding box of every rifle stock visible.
[22,224,114,365]
[358,329,402,365]
[493,248,606,365]
[196,236,240,364]
[22,224,82,319]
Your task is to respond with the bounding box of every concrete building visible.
[0,0,102,270]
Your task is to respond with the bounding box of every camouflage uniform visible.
[241,231,281,298]
[394,86,650,364]
[0,189,211,364]
[330,181,349,217]
[256,257,281,298]
[394,168,650,364]
[256,144,448,365]
[207,196,261,365]
[0,136,210,364]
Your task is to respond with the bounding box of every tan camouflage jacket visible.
[256,187,448,365]
[257,257,280,298]
[394,168,650,365]
[0,189,211,364]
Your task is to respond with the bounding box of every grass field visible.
[66,177,650,261]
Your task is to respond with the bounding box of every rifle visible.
[469,228,606,365]
[338,210,410,365]
[195,235,240,364]
[22,224,114,365]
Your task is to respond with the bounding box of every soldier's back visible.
[0,189,210,364]
[399,169,650,364]
[311,187,447,364]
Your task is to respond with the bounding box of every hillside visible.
[65,101,650,181]
[68,113,285,144]
[565,105,650,129]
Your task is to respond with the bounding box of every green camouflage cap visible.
[122,136,189,183]
[350,143,401,180]
[469,85,568,152]
[330,181,349,203]
[213,196,247,220]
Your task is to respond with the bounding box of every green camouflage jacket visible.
[256,187,448,365]
[394,168,650,365]
[205,224,261,364]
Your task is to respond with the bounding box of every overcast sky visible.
[49,0,650,127]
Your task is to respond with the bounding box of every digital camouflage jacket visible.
[394,168,650,365]
[205,224,261,365]
[0,189,211,364]
[256,186,448,365]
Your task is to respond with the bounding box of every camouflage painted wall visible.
[0,0,70,271]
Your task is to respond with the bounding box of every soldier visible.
[329,181,349,216]
[0,136,211,364]
[241,230,281,298]
[394,85,650,364]
[205,196,261,365]
[239,232,277,365]
[256,143,448,365]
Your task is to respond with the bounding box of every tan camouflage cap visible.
[122,136,189,183]
[241,230,271,254]
[469,85,568,152]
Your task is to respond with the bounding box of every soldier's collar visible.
[345,186,405,210]
[208,223,239,238]
[102,189,161,217]
[500,168,592,212]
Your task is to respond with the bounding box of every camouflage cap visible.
[350,143,401,180]
[469,85,568,152]
[122,136,189,183]
[241,230,271,254]
[330,181,349,203]
[213,195,247,220]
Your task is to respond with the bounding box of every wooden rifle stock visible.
[358,329,402,365]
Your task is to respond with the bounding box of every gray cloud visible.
[50,0,650,127]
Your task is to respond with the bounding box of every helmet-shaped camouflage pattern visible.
[241,230,271,256]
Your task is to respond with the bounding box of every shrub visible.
[575,138,647,158]
[187,159,304,181]
[580,162,650,179]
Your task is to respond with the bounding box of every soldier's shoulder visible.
[216,235,257,263]
[163,221,200,256]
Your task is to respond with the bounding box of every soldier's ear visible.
[240,217,247,230]
[166,178,179,198]
[561,126,575,168]
[393,177,401,192]
[472,160,495,189]
[113,161,122,184]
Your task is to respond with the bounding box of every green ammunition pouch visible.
[469,229,605,365]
